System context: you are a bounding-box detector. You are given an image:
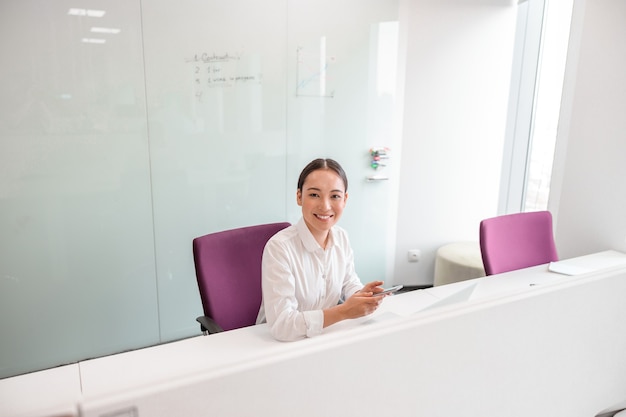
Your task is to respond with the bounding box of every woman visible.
[256,158,387,341]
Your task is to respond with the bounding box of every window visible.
[500,0,573,213]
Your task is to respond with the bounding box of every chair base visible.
[196,316,224,335]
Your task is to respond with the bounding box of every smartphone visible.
[373,284,403,296]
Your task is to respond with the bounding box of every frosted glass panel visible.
[141,0,289,341]
[286,0,401,282]
[0,0,401,379]
[0,1,159,377]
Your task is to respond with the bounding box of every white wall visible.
[393,0,626,285]
[550,0,626,259]
[393,0,518,285]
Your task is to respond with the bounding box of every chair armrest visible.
[196,316,224,335]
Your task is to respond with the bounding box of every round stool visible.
[434,241,486,286]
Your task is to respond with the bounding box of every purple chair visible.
[192,222,290,334]
[479,211,558,276]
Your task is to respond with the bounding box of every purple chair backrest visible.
[192,222,290,331]
[479,211,558,276]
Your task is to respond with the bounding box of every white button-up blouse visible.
[256,217,364,341]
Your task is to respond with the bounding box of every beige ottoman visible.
[434,241,486,286]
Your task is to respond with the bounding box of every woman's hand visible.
[342,290,384,317]
[323,281,386,327]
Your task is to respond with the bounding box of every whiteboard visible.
[0,0,401,378]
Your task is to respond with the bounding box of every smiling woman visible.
[256,158,390,342]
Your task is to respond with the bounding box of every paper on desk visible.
[549,250,626,276]
[548,262,592,276]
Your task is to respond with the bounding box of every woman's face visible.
[297,168,348,246]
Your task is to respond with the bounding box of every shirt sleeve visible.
[261,239,324,341]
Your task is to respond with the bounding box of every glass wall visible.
[0,0,402,378]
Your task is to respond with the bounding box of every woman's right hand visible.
[340,288,385,319]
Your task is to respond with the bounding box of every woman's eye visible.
[308,193,319,198]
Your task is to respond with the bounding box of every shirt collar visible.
[296,217,334,252]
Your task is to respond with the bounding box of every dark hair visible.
[297,158,348,192]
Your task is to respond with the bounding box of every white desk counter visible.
[3,251,626,417]
[78,251,626,417]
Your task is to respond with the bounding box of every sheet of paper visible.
[549,250,626,276]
